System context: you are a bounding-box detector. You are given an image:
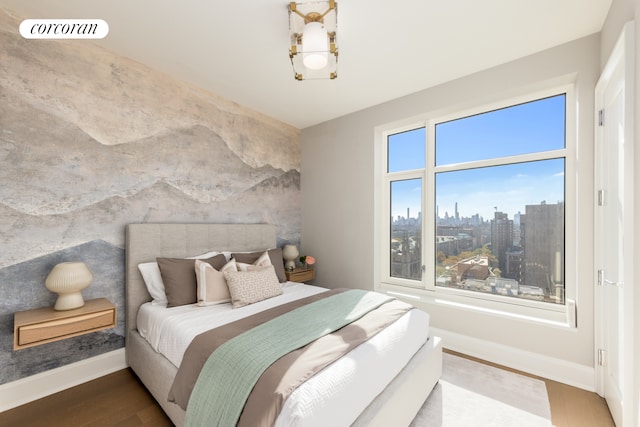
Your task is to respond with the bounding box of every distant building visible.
[436,225,474,256]
[520,201,564,300]
[486,276,520,296]
[457,255,490,281]
[505,249,524,283]
[513,211,522,246]
[490,211,513,274]
[442,255,490,287]
[391,215,422,280]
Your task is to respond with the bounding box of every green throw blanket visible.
[185,289,395,427]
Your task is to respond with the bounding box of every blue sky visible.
[389,95,566,220]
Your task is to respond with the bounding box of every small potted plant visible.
[299,255,316,269]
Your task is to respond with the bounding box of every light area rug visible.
[411,352,552,427]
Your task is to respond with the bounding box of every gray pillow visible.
[157,254,227,307]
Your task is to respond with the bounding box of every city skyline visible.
[391,197,565,304]
[393,197,564,225]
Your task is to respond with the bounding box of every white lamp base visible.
[54,292,86,311]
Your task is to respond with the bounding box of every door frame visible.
[594,20,635,427]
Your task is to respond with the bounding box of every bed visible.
[125,223,442,426]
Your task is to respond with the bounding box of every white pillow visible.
[236,250,272,271]
[138,262,167,305]
[224,265,282,308]
[190,251,222,259]
[194,259,236,306]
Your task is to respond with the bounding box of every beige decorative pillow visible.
[237,250,272,272]
[194,259,237,306]
[223,265,282,308]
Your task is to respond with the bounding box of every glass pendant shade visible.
[288,1,338,80]
[302,22,328,69]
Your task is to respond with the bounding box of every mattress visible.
[137,282,430,426]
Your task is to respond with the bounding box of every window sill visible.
[377,283,576,329]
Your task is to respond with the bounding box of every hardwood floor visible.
[0,351,615,427]
[0,369,172,427]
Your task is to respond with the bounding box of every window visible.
[388,128,425,282]
[381,90,571,311]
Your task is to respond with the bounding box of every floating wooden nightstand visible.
[14,298,116,350]
[285,267,315,283]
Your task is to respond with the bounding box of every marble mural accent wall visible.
[0,8,301,385]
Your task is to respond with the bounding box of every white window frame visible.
[382,123,427,290]
[376,84,577,325]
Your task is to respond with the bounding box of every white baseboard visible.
[431,327,595,392]
[0,348,127,413]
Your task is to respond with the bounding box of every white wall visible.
[635,4,639,420]
[301,34,600,388]
[600,0,636,66]
[635,5,639,425]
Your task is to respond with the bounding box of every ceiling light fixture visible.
[288,1,338,81]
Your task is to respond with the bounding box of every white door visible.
[594,21,635,427]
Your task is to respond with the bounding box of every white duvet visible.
[138,283,430,426]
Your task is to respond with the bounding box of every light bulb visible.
[302,22,328,70]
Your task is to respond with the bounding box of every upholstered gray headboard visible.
[124,223,276,346]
